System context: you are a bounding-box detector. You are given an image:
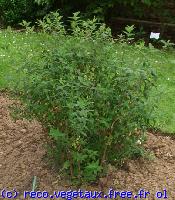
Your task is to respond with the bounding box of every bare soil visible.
[0,93,175,199]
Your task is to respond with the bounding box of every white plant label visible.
[150,32,160,39]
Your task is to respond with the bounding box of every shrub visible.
[0,0,47,25]
[15,12,157,183]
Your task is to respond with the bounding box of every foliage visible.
[37,11,65,34]
[123,25,135,42]
[34,0,165,21]
[0,0,49,25]
[0,0,168,26]
[19,20,35,33]
[160,40,175,50]
[0,22,174,134]
[14,12,157,183]
[35,0,53,5]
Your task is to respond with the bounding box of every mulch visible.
[0,93,175,199]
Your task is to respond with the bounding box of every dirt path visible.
[0,94,175,199]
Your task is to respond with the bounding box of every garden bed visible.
[1,94,175,199]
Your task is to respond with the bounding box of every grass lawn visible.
[0,30,53,88]
[152,52,175,134]
[0,30,174,134]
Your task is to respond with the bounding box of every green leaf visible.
[49,128,65,140]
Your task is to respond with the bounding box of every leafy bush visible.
[15,12,157,183]
[0,0,47,25]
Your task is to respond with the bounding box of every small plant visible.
[6,26,12,32]
[160,39,175,50]
[37,11,65,34]
[19,20,35,33]
[123,25,135,42]
[135,39,146,49]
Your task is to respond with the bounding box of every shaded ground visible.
[0,93,175,199]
